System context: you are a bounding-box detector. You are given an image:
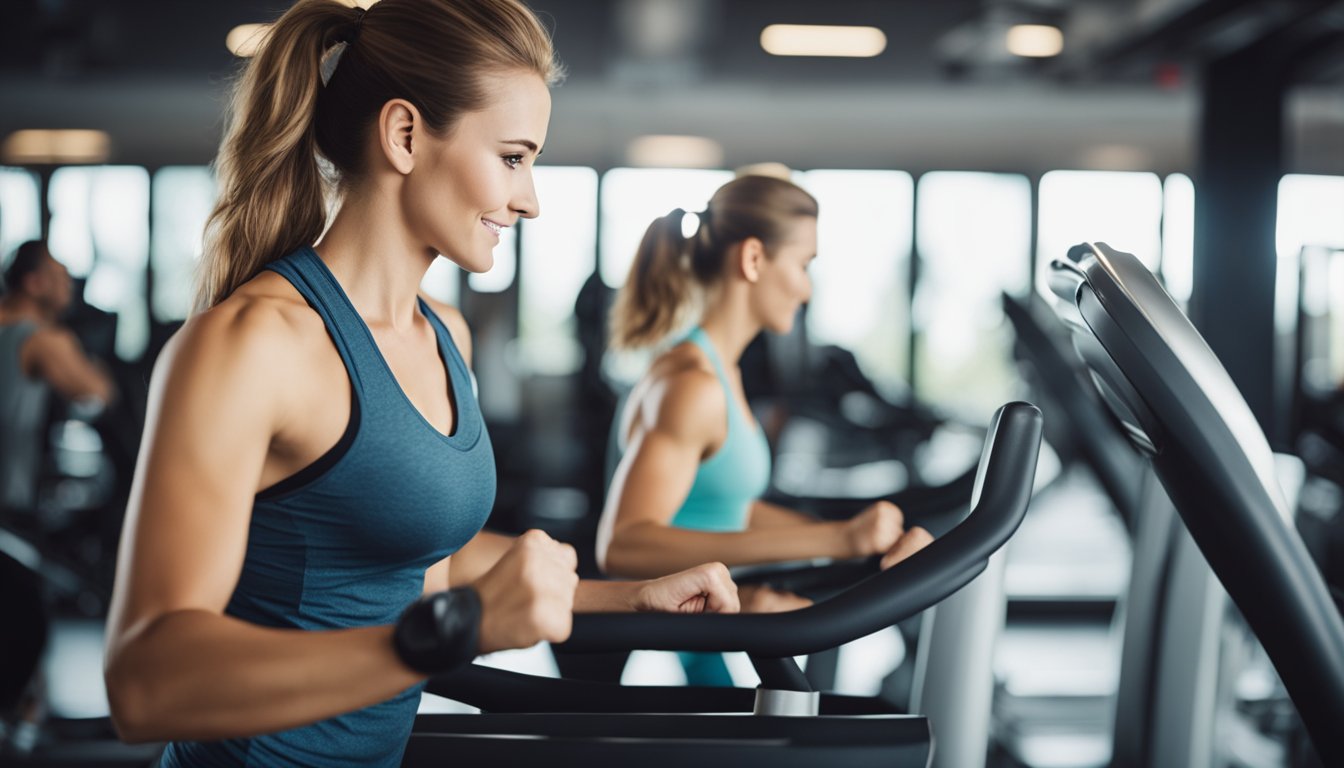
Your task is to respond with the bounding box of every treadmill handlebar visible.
[556,401,1043,658]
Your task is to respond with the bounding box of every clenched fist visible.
[843,500,905,558]
[632,562,740,614]
[473,529,580,653]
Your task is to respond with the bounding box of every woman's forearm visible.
[449,529,515,586]
[573,580,640,612]
[603,521,852,579]
[105,609,421,743]
[747,499,817,529]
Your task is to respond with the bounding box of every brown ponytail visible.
[609,209,699,349]
[610,174,819,348]
[195,0,559,312]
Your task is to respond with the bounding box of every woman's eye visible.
[503,154,525,169]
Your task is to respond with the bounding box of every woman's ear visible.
[736,237,766,283]
[377,98,419,175]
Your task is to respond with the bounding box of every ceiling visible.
[1,0,1341,174]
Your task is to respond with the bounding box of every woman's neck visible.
[313,191,436,331]
[698,292,761,368]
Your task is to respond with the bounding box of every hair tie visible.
[320,42,348,86]
[350,6,367,43]
[666,208,692,240]
[320,7,366,87]
[696,208,711,232]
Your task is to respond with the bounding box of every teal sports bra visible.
[667,327,772,532]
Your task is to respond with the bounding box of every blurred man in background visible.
[0,240,115,514]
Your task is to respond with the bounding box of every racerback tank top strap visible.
[264,247,372,401]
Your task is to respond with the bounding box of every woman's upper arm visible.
[107,303,293,652]
[27,326,115,403]
[605,371,723,530]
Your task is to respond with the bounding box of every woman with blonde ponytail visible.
[104,1,737,764]
[598,174,934,686]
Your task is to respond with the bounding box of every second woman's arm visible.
[447,530,739,614]
[596,368,882,579]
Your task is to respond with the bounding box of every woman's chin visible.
[447,251,495,274]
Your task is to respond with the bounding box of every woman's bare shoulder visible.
[155,272,325,396]
[637,343,724,439]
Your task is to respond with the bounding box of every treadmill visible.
[406,401,1044,767]
[1046,241,1344,767]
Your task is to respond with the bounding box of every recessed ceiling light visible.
[626,135,724,168]
[1006,24,1063,58]
[734,162,794,181]
[2,130,111,164]
[760,24,887,58]
[1081,144,1151,171]
[227,2,377,57]
[227,23,272,58]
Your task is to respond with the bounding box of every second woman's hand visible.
[842,500,906,558]
[631,562,740,614]
[739,584,811,613]
[879,527,934,570]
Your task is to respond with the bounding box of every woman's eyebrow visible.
[502,139,542,155]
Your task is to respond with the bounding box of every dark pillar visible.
[1189,41,1288,442]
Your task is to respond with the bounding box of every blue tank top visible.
[160,247,495,768]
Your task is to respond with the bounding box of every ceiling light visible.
[1005,24,1063,58]
[227,23,272,58]
[1081,144,1151,171]
[626,135,723,168]
[760,24,887,58]
[2,130,111,164]
[227,2,377,57]
[734,162,794,181]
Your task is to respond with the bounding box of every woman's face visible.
[750,216,817,335]
[404,71,551,273]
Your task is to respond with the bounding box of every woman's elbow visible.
[598,529,645,579]
[105,652,181,743]
[105,663,157,743]
[595,519,641,577]
[604,526,682,579]
[596,537,632,578]
[594,538,612,576]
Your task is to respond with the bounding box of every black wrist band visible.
[392,586,482,676]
